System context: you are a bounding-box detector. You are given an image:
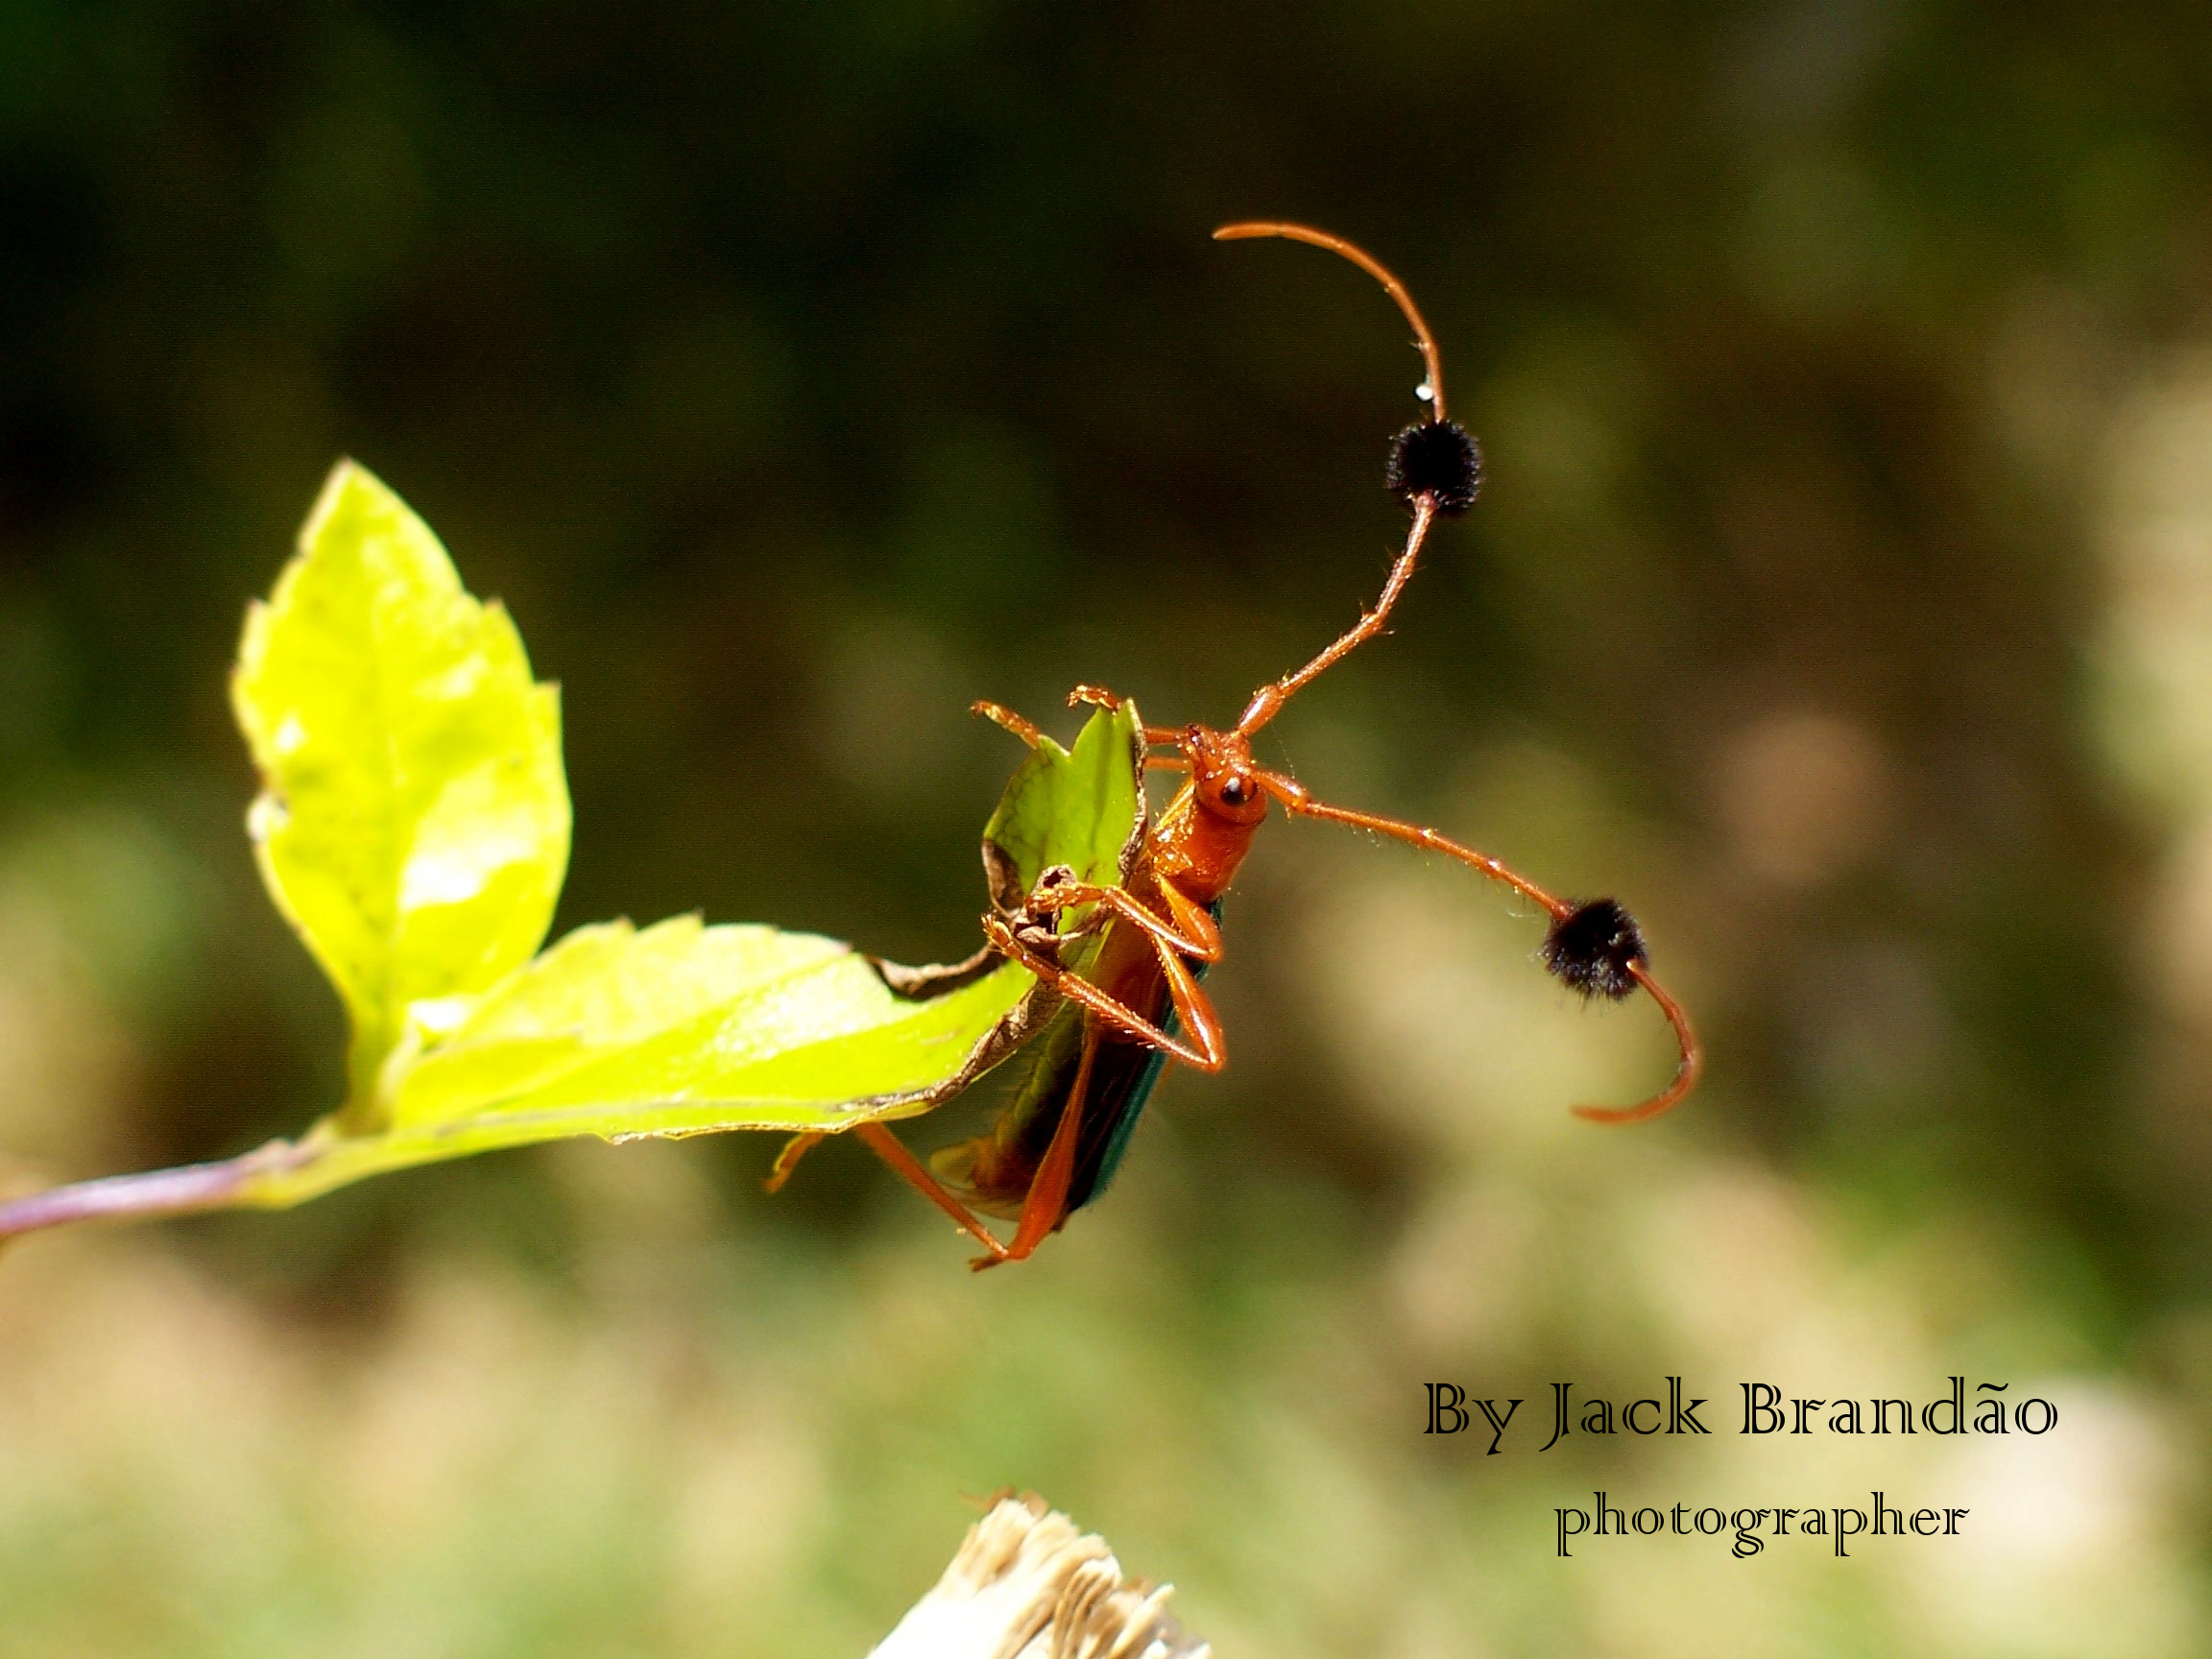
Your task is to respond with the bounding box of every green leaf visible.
[0,677,1146,1234]
[392,915,1030,1134]
[230,460,570,1127]
[234,704,1147,1205]
[983,698,1147,929]
[228,920,1040,1208]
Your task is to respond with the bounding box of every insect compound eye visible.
[1539,898,1647,1001]
[1217,776,1250,808]
[1385,420,1482,517]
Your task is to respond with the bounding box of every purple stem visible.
[0,1141,311,1243]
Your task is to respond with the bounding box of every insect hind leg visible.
[854,1121,1013,1264]
[762,1132,825,1193]
[983,1024,1103,1269]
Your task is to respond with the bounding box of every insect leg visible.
[762,1131,825,1192]
[1031,878,1223,963]
[1141,931,1227,1072]
[1067,684,1186,747]
[981,914,1226,1072]
[984,1024,1103,1269]
[978,690,1183,756]
[1236,501,1436,735]
[1258,772,1702,1121]
[853,1120,1013,1263]
[972,701,1044,747]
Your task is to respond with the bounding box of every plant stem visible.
[0,1139,315,1243]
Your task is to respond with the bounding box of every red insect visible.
[778,222,1701,1267]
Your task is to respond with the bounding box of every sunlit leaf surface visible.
[231,460,570,1124]
[394,916,1024,1132]
[228,919,1040,1208]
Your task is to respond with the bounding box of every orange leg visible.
[1033,878,1223,963]
[838,1037,1110,1268]
[1031,881,1231,1061]
[827,889,1231,1262]
[972,700,1043,747]
[1137,935,1228,1073]
[762,1132,825,1193]
[978,1024,1103,1270]
[854,1121,1012,1263]
[982,912,1226,1073]
[1066,684,1185,747]
[983,687,1187,752]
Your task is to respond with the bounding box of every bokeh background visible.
[5,3,2212,1654]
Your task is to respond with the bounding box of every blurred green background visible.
[5,2,2212,1654]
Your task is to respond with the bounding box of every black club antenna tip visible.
[1540,899,1647,1001]
[1385,420,1482,516]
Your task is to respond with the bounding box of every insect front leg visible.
[981,911,1226,1073]
[972,700,1045,747]
[1023,876,1228,1067]
[1028,874,1223,963]
[1066,684,1186,748]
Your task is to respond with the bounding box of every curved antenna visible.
[1214,221,1447,419]
[1216,223,1459,737]
[1570,963,1703,1125]
[1256,775,1703,1125]
[1235,500,1435,735]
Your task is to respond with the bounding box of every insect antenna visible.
[1213,221,1449,417]
[1255,777,1703,1123]
[1215,222,1700,1124]
[1569,961,1701,1125]
[1213,223,1482,736]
